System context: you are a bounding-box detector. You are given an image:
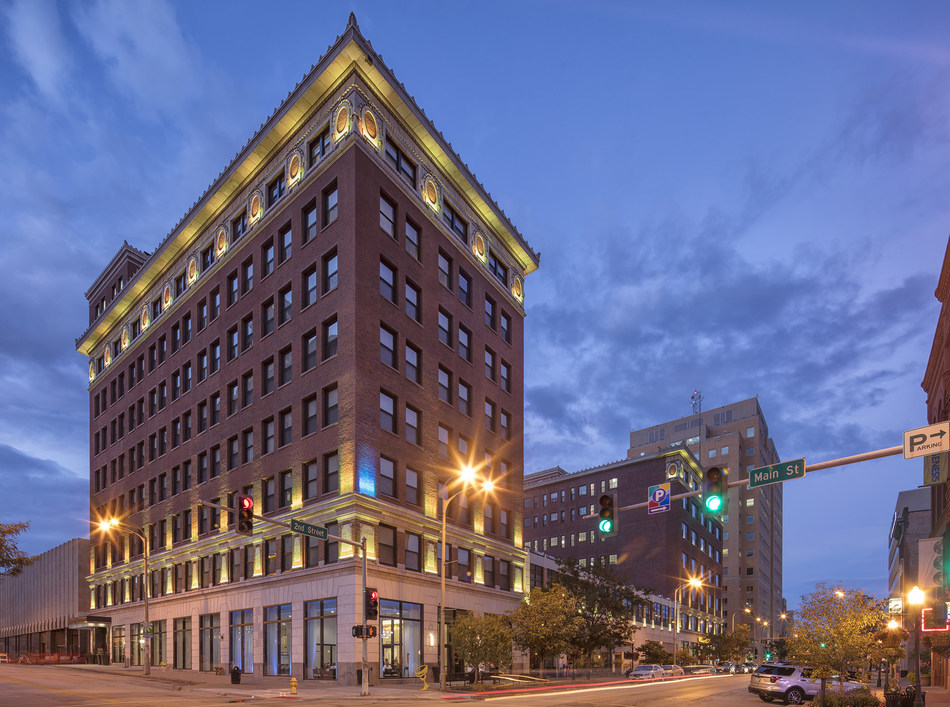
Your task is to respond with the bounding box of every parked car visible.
[685,664,716,675]
[661,665,685,676]
[741,663,757,674]
[716,662,736,674]
[627,664,664,679]
[748,662,863,705]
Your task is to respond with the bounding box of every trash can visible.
[231,666,242,684]
[884,691,901,707]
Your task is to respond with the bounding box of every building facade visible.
[523,449,724,657]
[0,539,93,660]
[888,488,931,602]
[627,397,783,647]
[76,15,538,683]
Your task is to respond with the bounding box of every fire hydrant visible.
[290,676,298,695]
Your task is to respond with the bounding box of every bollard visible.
[290,676,298,695]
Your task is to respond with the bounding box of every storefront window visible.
[305,598,337,679]
[379,599,422,679]
[230,609,254,673]
[264,604,291,676]
[111,626,125,665]
[173,617,191,670]
[199,613,220,672]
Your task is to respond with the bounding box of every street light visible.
[672,576,703,661]
[731,606,752,632]
[439,466,493,691]
[98,518,151,676]
[908,586,925,707]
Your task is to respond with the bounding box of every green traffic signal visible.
[599,517,614,533]
[597,493,618,536]
[702,466,727,516]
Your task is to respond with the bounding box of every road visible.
[0,666,754,706]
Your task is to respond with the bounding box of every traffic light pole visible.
[198,500,371,694]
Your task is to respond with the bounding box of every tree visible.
[0,522,32,577]
[636,640,672,664]
[509,585,584,675]
[553,558,651,674]
[700,624,751,664]
[450,613,513,683]
[785,583,887,694]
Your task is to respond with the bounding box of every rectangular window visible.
[322,316,338,359]
[209,340,220,373]
[458,380,471,416]
[380,325,396,368]
[458,270,472,307]
[485,296,496,329]
[385,138,416,184]
[278,224,292,264]
[438,425,450,458]
[242,372,254,407]
[278,408,292,447]
[500,410,511,440]
[405,220,420,261]
[406,468,418,506]
[308,127,330,166]
[379,194,396,236]
[278,285,292,325]
[500,361,511,393]
[303,395,317,436]
[278,470,292,508]
[279,347,292,386]
[322,249,338,293]
[438,367,452,403]
[242,428,254,464]
[241,315,253,351]
[262,418,274,455]
[267,173,286,207]
[443,201,467,241]
[379,259,396,303]
[302,201,318,244]
[263,358,277,395]
[438,251,452,289]
[405,532,421,572]
[380,456,395,497]
[241,259,254,295]
[261,299,275,336]
[458,325,471,362]
[322,183,338,227]
[405,405,420,445]
[303,460,318,500]
[405,343,421,384]
[302,266,317,308]
[438,309,452,346]
[380,391,396,433]
[324,451,339,494]
[261,238,275,278]
[378,524,396,567]
[485,348,496,380]
[488,249,508,284]
[500,311,511,344]
[323,385,338,426]
[302,329,317,371]
[404,281,421,322]
[485,399,496,432]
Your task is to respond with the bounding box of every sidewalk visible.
[52,663,463,701]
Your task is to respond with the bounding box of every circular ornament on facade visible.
[216,227,228,256]
[473,233,487,261]
[88,362,96,383]
[121,327,129,349]
[511,275,524,302]
[288,152,302,185]
[104,347,112,367]
[249,192,262,222]
[187,256,198,284]
[423,176,439,211]
[163,283,172,309]
[141,306,150,330]
[362,109,378,141]
[335,103,350,136]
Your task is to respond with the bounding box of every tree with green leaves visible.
[699,624,751,664]
[553,558,651,675]
[0,522,32,577]
[636,640,672,665]
[785,583,887,695]
[509,584,584,675]
[450,613,513,683]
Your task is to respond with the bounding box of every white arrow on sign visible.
[904,422,950,460]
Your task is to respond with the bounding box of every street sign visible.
[290,518,328,540]
[904,422,950,459]
[924,452,948,486]
[647,483,670,515]
[749,458,806,488]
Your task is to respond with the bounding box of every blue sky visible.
[2,0,950,611]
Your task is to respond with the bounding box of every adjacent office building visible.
[76,15,538,682]
[523,449,724,658]
[627,397,783,645]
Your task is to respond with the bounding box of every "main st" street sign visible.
[749,458,806,488]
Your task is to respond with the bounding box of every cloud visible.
[3,0,72,101]
[0,444,89,556]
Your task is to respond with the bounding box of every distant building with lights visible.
[523,449,724,658]
[76,15,538,682]
[626,397,784,649]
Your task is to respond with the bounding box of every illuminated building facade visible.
[76,15,538,682]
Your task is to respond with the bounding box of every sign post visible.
[749,459,806,488]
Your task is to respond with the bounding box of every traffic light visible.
[237,495,254,536]
[598,493,618,536]
[365,625,377,638]
[702,467,727,516]
[365,587,379,620]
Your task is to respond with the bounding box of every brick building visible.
[523,449,724,657]
[627,397,783,646]
[75,15,538,682]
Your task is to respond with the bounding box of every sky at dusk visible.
[2,0,950,611]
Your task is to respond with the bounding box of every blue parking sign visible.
[648,483,671,515]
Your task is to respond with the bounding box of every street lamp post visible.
[909,586,925,707]
[438,467,492,692]
[672,576,702,662]
[98,518,150,676]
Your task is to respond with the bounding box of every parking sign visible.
[648,483,671,515]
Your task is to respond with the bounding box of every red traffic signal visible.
[237,495,254,536]
[365,587,379,620]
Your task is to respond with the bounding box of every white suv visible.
[748,663,863,705]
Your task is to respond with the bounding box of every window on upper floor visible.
[385,138,416,185]
[443,201,466,241]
